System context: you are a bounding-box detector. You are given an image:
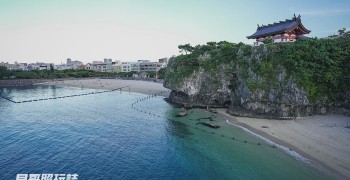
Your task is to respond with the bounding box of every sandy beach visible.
[47,78,350,178]
[216,108,350,179]
[48,78,171,97]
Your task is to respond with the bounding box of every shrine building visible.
[247,14,311,46]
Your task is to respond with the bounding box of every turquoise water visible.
[0,85,330,179]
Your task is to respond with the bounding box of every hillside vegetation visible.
[166,36,350,104]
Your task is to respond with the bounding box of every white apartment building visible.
[85,63,113,72]
[121,63,131,72]
[130,63,140,72]
[112,60,122,73]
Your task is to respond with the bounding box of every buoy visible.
[258,142,260,145]
[232,137,235,140]
[244,140,247,143]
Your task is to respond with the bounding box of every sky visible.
[0,0,349,64]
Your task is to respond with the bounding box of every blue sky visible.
[0,0,349,64]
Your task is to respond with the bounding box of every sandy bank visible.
[48,78,171,97]
[216,108,350,179]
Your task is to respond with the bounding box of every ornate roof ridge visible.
[257,14,301,30]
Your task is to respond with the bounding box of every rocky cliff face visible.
[164,44,350,119]
[164,66,232,108]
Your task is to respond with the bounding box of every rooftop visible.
[247,14,311,39]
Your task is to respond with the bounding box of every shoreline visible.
[46,78,171,97]
[26,78,349,179]
[215,108,349,179]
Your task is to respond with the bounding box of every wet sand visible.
[216,108,350,179]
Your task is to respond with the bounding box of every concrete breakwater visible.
[0,79,38,87]
[0,85,129,104]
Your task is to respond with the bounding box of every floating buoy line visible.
[0,85,129,104]
[1,86,291,150]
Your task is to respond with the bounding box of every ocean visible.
[0,85,330,179]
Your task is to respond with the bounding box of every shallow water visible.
[0,85,330,179]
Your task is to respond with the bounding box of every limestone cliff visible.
[164,40,350,119]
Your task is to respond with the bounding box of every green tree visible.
[50,64,54,74]
[0,66,10,79]
[338,28,346,36]
[264,39,273,44]
[178,44,194,54]
[157,68,166,79]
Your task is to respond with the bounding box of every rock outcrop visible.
[164,43,350,119]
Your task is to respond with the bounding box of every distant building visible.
[0,62,15,70]
[15,62,28,71]
[66,58,83,70]
[139,61,158,72]
[247,14,311,46]
[85,58,167,73]
[112,60,122,73]
[85,63,112,72]
[93,61,104,64]
[130,63,140,72]
[27,62,50,70]
[104,58,112,64]
[54,64,71,70]
[121,62,131,72]
[158,58,168,64]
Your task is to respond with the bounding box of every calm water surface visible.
[0,85,330,179]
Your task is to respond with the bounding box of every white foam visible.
[226,119,310,164]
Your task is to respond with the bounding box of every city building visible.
[27,62,51,71]
[104,58,113,64]
[112,60,122,73]
[0,62,16,70]
[130,62,140,72]
[66,58,83,70]
[158,58,168,64]
[139,61,158,72]
[85,63,112,72]
[121,62,131,72]
[15,62,28,71]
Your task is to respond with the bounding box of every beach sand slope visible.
[217,108,350,179]
[50,78,170,97]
